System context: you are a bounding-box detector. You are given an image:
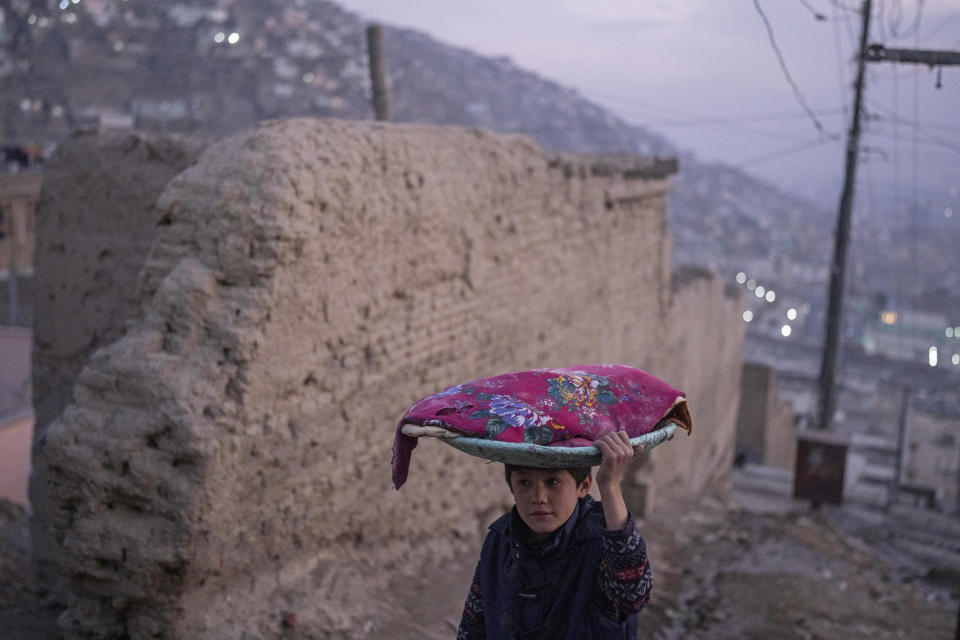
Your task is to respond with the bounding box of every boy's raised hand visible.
[595,431,635,530]
[595,431,635,489]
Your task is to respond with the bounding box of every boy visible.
[456,431,652,639]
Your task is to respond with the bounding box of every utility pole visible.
[886,386,911,511]
[816,2,960,432]
[864,44,960,66]
[816,0,872,432]
[365,24,391,122]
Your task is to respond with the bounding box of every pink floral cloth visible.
[392,364,688,489]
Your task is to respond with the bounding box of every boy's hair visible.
[503,464,592,489]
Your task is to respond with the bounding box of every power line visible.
[591,93,844,142]
[833,1,853,121]
[867,99,960,155]
[826,0,863,13]
[496,122,823,145]
[865,130,960,156]
[734,136,841,168]
[753,0,831,134]
[644,107,846,127]
[798,0,829,21]
[911,27,921,289]
[882,0,926,40]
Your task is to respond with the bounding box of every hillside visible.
[4,0,955,323]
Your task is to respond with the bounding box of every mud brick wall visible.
[29,130,205,594]
[32,131,206,430]
[33,119,743,639]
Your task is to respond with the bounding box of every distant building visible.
[74,107,135,132]
[902,397,960,513]
[735,362,796,470]
[0,171,41,275]
[863,309,960,370]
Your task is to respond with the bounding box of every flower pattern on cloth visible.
[392,364,689,489]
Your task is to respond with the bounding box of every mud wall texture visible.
[33,119,743,639]
[29,131,205,595]
[32,131,206,431]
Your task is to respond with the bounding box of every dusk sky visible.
[337,0,960,220]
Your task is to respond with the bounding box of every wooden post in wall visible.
[365,24,392,122]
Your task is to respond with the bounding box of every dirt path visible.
[3,469,957,639]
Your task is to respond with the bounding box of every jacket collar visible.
[492,495,601,549]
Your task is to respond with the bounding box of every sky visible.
[336,0,960,222]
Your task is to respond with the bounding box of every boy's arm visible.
[596,511,652,618]
[456,562,485,640]
[594,432,653,618]
[594,431,634,530]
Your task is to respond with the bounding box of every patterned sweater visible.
[457,496,652,639]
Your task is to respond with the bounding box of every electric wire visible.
[911,28,921,287]
[833,1,853,122]
[826,0,863,13]
[753,0,830,134]
[734,136,841,168]
[867,99,960,155]
[798,0,828,21]
[891,55,905,299]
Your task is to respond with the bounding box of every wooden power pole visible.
[365,24,391,122]
[816,0,872,432]
[816,1,960,432]
[860,37,960,640]
[886,386,911,510]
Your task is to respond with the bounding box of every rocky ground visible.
[638,467,960,640]
[3,467,958,639]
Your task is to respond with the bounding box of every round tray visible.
[434,422,678,468]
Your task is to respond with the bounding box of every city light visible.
[946,207,954,219]
[736,272,746,284]
[742,310,754,323]
[746,278,757,291]
[228,32,240,44]
[953,354,960,366]
[28,14,37,24]
[880,311,898,325]
[787,308,797,320]
[948,328,955,338]
[765,290,776,302]
[755,286,765,298]
[929,346,938,367]
[781,325,792,337]
[302,72,315,83]
[214,32,225,43]
[59,0,69,10]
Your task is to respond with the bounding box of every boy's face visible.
[509,468,591,540]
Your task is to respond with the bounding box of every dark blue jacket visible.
[457,496,652,639]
